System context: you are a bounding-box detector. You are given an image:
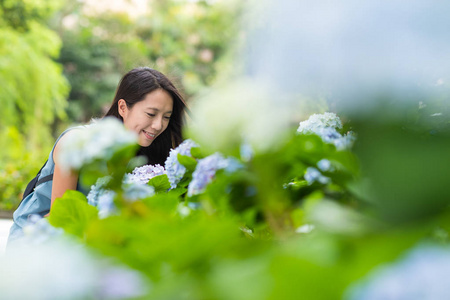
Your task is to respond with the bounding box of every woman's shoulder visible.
[54,125,86,145]
[52,123,90,161]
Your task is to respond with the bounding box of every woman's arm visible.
[50,131,79,209]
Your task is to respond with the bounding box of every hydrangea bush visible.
[6,112,450,299]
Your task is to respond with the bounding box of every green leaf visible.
[168,187,188,197]
[143,192,179,211]
[148,174,171,193]
[177,154,197,172]
[79,160,109,187]
[127,155,148,172]
[190,147,204,159]
[48,190,98,237]
[108,143,140,167]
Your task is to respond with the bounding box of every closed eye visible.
[147,113,155,117]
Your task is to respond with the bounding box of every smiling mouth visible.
[143,130,156,140]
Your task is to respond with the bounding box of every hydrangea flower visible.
[123,183,155,201]
[96,190,117,219]
[187,153,240,197]
[346,245,450,300]
[297,112,355,150]
[88,165,158,218]
[87,176,112,207]
[240,142,254,162]
[2,238,148,300]
[97,266,149,299]
[59,117,138,172]
[317,159,332,172]
[20,215,64,245]
[87,176,117,218]
[165,139,198,189]
[334,131,357,150]
[123,164,165,185]
[297,112,343,132]
[176,203,192,218]
[304,167,331,185]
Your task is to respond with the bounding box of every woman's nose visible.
[151,117,163,131]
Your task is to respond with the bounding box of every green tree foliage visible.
[53,0,243,122]
[0,0,69,209]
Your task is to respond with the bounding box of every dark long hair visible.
[104,67,187,165]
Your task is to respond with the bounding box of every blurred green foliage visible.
[44,112,450,299]
[0,0,67,209]
[0,127,49,210]
[349,101,450,224]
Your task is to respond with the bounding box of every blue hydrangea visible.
[165,139,198,189]
[123,164,165,185]
[88,165,158,218]
[297,112,355,150]
[86,176,118,219]
[334,131,357,150]
[304,167,331,185]
[240,142,254,162]
[123,183,155,201]
[187,153,238,197]
[87,176,112,208]
[317,159,332,172]
[346,245,450,300]
[96,190,117,219]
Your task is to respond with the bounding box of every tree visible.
[0,0,69,210]
[0,0,69,153]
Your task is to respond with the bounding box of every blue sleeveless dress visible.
[8,126,88,242]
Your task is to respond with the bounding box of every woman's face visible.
[118,89,173,147]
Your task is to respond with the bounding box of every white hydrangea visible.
[187,79,292,153]
[21,215,64,244]
[58,117,138,172]
[1,238,148,300]
[297,112,355,150]
[346,245,450,300]
[297,112,343,133]
[123,164,165,185]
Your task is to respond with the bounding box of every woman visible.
[9,67,187,241]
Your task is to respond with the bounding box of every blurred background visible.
[0,0,258,212]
